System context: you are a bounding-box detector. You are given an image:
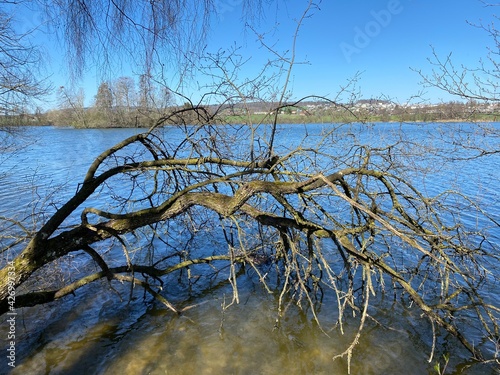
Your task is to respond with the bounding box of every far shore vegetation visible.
[2,78,499,128]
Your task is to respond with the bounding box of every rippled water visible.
[1,123,499,374]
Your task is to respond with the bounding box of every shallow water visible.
[7,279,439,375]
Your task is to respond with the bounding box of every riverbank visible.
[2,109,499,128]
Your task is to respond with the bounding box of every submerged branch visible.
[0,255,240,314]
[0,129,497,365]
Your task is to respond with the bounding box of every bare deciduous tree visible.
[53,85,87,127]
[416,2,500,105]
[113,76,136,112]
[1,1,499,373]
[414,3,500,161]
[0,5,49,120]
[1,100,499,367]
[44,0,267,80]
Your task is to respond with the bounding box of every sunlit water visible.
[0,123,499,374]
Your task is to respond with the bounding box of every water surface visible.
[1,123,499,374]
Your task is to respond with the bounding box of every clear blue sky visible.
[11,0,498,107]
[206,0,496,104]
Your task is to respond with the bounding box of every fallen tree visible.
[1,105,499,367]
[1,2,500,370]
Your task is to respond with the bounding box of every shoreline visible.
[9,118,500,129]
[3,114,500,129]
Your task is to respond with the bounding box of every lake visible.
[0,123,499,374]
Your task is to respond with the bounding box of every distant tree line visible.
[46,74,173,128]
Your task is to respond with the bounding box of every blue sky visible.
[11,0,498,107]
[205,0,496,104]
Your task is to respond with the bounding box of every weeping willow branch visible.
[3,255,242,312]
[0,128,497,364]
